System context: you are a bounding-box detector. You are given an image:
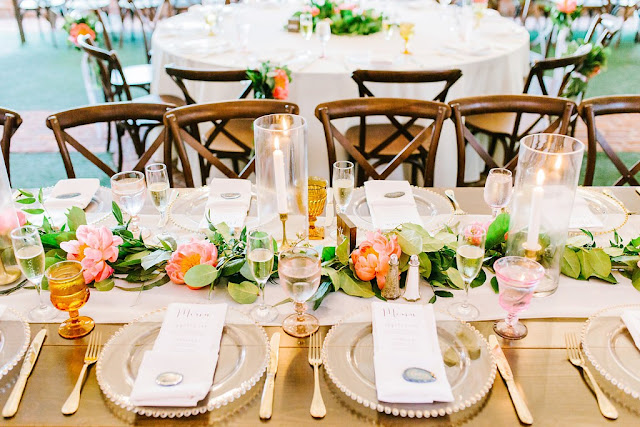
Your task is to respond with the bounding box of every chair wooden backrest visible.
[77,35,133,102]
[525,43,592,98]
[315,98,451,186]
[450,94,576,186]
[579,95,640,186]
[164,100,300,187]
[46,102,173,180]
[0,107,22,184]
[165,65,255,105]
[351,69,462,102]
[585,13,623,47]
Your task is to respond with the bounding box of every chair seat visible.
[111,64,152,88]
[134,93,185,107]
[465,112,549,137]
[203,119,255,154]
[345,123,430,158]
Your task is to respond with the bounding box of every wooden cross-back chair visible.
[46,102,174,182]
[0,107,22,184]
[316,98,451,187]
[580,95,640,186]
[165,65,259,176]
[164,100,300,187]
[450,94,576,186]
[346,69,462,184]
[584,13,624,47]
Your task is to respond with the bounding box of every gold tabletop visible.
[1,187,639,426]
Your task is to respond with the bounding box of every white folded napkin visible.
[364,181,423,230]
[621,310,640,351]
[569,196,603,229]
[43,179,99,211]
[200,179,252,229]
[371,302,453,403]
[130,303,228,407]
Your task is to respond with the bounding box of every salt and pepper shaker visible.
[403,255,421,301]
[382,254,402,300]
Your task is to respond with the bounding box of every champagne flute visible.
[484,168,513,219]
[247,230,278,323]
[316,19,331,59]
[332,161,354,214]
[398,22,415,55]
[145,163,171,236]
[278,247,321,337]
[449,223,486,320]
[10,226,57,321]
[300,12,313,41]
[382,17,395,41]
[111,171,147,238]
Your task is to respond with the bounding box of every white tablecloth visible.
[151,1,530,185]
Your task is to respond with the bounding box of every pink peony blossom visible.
[556,0,577,14]
[165,238,218,287]
[60,225,123,284]
[68,23,96,47]
[272,68,289,100]
[351,231,402,289]
[464,222,488,246]
[0,207,26,236]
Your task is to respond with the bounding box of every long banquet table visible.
[2,186,640,426]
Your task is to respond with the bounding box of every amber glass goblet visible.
[308,177,327,240]
[399,22,415,54]
[45,260,94,339]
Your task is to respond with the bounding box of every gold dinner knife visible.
[3,329,47,418]
[259,332,281,420]
[489,335,533,425]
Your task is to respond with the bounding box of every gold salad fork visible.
[61,332,102,415]
[308,332,326,418]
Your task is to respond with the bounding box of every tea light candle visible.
[526,170,545,250]
[273,136,288,214]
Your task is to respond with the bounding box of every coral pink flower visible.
[351,231,401,289]
[556,0,577,14]
[272,68,289,100]
[465,222,488,246]
[337,3,356,11]
[165,239,218,287]
[0,208,26,236]
[60,225,123,284]
[69,23,96,47]
[310,6,320,16]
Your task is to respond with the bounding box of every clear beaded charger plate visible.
[0,308,30,382]
[20,186,112,226]
[346,187,454,233]
[322,307,496,418]
[96,307,269,418]
[581,304,640,410]
[572,188,627,235]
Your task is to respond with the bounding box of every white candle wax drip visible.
[272,136,288,215]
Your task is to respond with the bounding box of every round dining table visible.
[151,0,530,185]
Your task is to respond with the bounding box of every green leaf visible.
[396,228,422,255]
[22,208,44,215]
[587,248,611,278]
[112,201,124,225]
[321,246,336,262]
[184,264,219,288]
[336,238,349,265]
[418,253,431,278]
[215,222,232,242]
[221,258,245,276]
[434,230,457,246]
[66,206,87,231]
[486,213,509,250]
[38,188,44,204]
[566,234,592,248]
[18,189,34,198]
[445,267,464,289]
[578,249,594,279]
[632,269,640,292]
[16,197,35,204]
[470,268,486,288]
[428,295,437,304]
[228,281,259,304]
[603,247,624,257]
[94,278,114,291]
[434,290,453,298]
[323,266,341,291]
[422,235,445,252]
[309,280,332,310]
[560,247,581,279]
[490,276,499,293]
[338,269,374,298]
[140,250,172,271]
[117,250,152,267]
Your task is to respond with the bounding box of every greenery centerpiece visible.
[292,1,383,36]
[246,61,292,100]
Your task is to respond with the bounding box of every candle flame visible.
[536,170,545,186]
[274,136,280,150]
[554,155,563,170]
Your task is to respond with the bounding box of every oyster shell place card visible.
[364,181,423,230]
[129,303,228,407]
[371,302,453,403]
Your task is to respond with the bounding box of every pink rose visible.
[311,6,320,16]
[165,238,218,287]
[556,0,577,14]
[272,68,289,100]
[465,222,488,246]
[60,225,123,284]
[273,86,288,100]
[351,231,402,289]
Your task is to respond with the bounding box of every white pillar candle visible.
[526,170,545,249]
[273,136,288,214]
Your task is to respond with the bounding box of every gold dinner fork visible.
[565,333,618,420]
[308,332,326,418]
[61,332,102,415]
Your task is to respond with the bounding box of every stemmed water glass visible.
[145,163,170,238]
[111,171,147,238]
[10,226,57,321]
[332,161,354,214]
[449,223,486,320]
[484,168,513,218]
[278,247,321,337]
[300,12,313,41]
[247,230,278,323]
[316,19,331,59]
[493,256,545,340]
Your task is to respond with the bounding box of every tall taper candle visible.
[273,136,288,214]
[526,170,545,250]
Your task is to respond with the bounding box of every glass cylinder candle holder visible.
[254,114,308,250]
[0,155,22,287]
[505,134,585,297]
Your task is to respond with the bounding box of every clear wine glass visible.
[10,226,57,321]
[278,247,321,337]
[448,223,486,320]
[316,19,331,59]
[145,163,170,236]
[300,12,313,41]
[493,256,545,340]
[332,161,354,214]
[111,171,147,237]
[247,230,278,323]
[484,168,513,218]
